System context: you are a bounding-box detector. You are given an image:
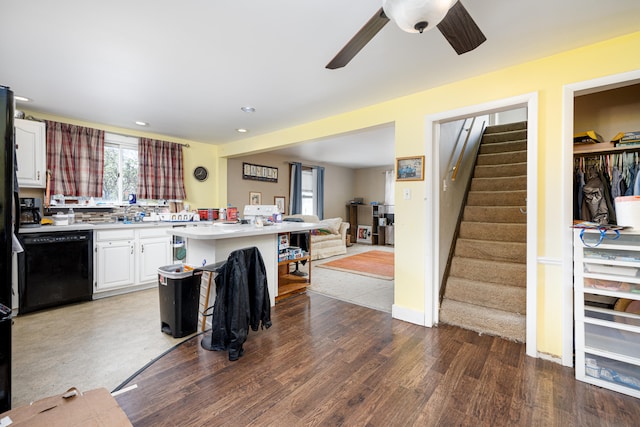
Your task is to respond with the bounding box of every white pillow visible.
[319,217,342,234]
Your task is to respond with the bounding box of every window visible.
[301,168,314,215]
[103,133,138,203]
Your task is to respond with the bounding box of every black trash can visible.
[158,264,203,338]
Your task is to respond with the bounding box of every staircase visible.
[439,121,528,342]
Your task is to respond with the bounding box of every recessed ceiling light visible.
[15,96,30,102]
[236,128,248,133]
[240,106,256,113]
[135,121,149,126]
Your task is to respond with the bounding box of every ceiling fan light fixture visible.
[382,0,456,34]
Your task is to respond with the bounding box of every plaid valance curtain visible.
[45,120,104,197]
[137,137,186,200]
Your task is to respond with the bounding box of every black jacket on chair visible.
[201,247,272,360]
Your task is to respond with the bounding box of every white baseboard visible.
[392,304,428,326]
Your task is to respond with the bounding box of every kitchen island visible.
[166,222,317,306]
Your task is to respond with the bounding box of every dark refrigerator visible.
[0,85,16,412]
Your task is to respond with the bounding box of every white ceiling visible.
[2,1,640,167]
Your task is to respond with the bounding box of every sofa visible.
[284,214,350,260]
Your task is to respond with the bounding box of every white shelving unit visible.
[574,229,640,398]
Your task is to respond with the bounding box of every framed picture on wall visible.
[249,191,262,205]
[242,162,278,183]
[274,196,286,214]
[396,156,425,181]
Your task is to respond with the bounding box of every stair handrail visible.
[444,117,470,183]
[451,117,476,181]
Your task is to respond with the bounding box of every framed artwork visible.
[356,225,372,244]
[243,162,278,183]
[396,156,425,181]
[249,191,262,205]
[274,196,286,214]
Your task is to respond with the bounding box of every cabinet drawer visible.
[584,278,640,293]
[584,322,640,359]
[96,229,135,241]
[584,353,640,391]
[137,227,170,239]
[584,247,640,263]
[584,263,640,277]
[581,231,640,248]
[586,306,640,329]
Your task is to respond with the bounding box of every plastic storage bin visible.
[158,264,203,338]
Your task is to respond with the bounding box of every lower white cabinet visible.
[137,228,172,284]
[96,238,135,291]
[95,227,171,294]
[574,229,640,399]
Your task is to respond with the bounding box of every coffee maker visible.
[19,197,42,228]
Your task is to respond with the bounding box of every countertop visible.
[17,221,215,234]
[166,222,318,240]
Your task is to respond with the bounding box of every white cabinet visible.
[15,118,46,188]
[136,228,172,284]
[574,229,640,399]
[94,226,171,295]
[96,229,136,292]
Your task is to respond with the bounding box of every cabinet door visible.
[15,119,46,188]
[137,237,171,284]
[96,241,135,291]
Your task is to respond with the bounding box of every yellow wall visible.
[24,31,640,359]
[18,111,221,208]
[217,31,640,358]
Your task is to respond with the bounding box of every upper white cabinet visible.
[15,118,46,188]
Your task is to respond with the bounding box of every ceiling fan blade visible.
[326,8,389,70]
[437,1,486,55]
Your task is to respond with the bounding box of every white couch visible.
[284,214,350,260]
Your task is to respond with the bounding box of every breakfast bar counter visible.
[166,222,317,306]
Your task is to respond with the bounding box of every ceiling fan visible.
[326,0,486,69]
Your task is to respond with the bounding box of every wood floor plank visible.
[115,293,640,426]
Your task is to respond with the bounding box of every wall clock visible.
[193,166,209,182]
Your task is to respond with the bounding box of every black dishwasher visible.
[18,231,93,314]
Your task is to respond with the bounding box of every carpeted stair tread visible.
[479,139,527,155]
[481,129,527,144]
[483,121,527,134]
[474,162,527,178]
[444,277,527,314]
[463,206,527,223]
[477,150,527,166]
[467,190,526,206]
[439,299,525,342]
[470,176,527,191]
[459,222,526,243]
[455,238,526,263]
[449,256,526,287]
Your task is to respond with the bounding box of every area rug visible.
[317,250,394,280]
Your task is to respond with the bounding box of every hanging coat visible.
[201,247,272,361]
[581,167,609,224]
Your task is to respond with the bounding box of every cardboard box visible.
[278,234,289,250]
[0,387,132,426]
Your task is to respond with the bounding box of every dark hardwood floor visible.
[115,293,639,426]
